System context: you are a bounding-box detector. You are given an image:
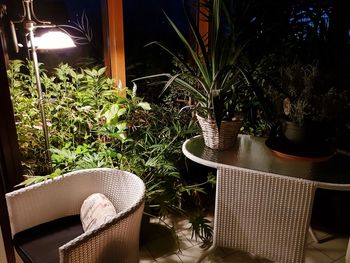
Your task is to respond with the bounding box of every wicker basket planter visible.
[196,114,243,150]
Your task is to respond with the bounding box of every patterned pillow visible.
[80,193,117,232]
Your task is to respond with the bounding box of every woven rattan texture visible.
[212,167,316,263]
[196,114,242,150]
[6,168,145,263]
[60,204,144,263]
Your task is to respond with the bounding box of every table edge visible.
[182,135,350,191]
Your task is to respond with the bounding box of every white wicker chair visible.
[6,168,145,263]
[197,166,317,263]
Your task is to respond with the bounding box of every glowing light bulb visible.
[32,31,76,50]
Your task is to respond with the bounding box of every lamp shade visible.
[32,31,76,50]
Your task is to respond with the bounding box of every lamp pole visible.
[28,26,52,169]
[10,0,75,172]
[23,0,52,170]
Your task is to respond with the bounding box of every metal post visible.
[10,0,75,173]
[28,24,52,171]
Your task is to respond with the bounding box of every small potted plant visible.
[263,60,350,160]
[279,63,318,143]
[134,1,252,150]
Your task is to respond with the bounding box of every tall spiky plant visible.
[133,0,249,128]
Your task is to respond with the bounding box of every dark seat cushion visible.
[13,215,84,263]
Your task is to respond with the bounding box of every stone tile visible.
[178,244,204,263]
[200,256,224,263]
[177,246,225,263]
[140,246,155,262]
[178,232,195,250]
[307,234,316,245]
[150,217,160,224]
[155,214,184,230]
[305,247,333,263]
[181,228,195,242]
[141,215,346,263]
[313,229,332,239]
[310,237,348,260]
[219,247,237,257]
[173,218,192,233]
[183,216,214,247]
[220,250,271,263]
[141,220,179,258]
[200,255,226,263]
[142,221,174,241]
[155,253,182,263]
[182,229,209,247]
[140,258,156,263]
[187,235,203,247]
[308,229,333,244]
[146,233,179,259]
[199,248,228,262]
[332,256,345,263]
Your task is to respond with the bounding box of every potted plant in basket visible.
[133,0,251,150]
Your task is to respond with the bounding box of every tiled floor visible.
[3,215,348,263]
[140,215,349,263]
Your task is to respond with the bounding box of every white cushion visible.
[80,193,117,232]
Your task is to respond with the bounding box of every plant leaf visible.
[104,104,119,124]
[163,12,210,86]
[137,102,151,111]
[183,0,210,70]
[117,108,127,117]
[145,41,195,76]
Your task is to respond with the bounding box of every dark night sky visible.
[4,0,191,70]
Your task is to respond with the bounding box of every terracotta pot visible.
[196,114,243,150]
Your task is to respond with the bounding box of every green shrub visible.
[9,60,214,243]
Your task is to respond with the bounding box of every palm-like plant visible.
[134,0,249,128]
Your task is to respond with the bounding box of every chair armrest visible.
[59,200,145,263]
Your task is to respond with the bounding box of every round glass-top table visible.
[182,135,350,190]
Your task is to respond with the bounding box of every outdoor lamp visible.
[30,31,76,50]
[10,0,75,171]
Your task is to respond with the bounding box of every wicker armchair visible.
[197,166,317,263]
[6,168,145,263]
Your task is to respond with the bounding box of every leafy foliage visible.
[9,60,213,243]
[133,0,252,128]
[279,63,318,126]
[59,11,93,46]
